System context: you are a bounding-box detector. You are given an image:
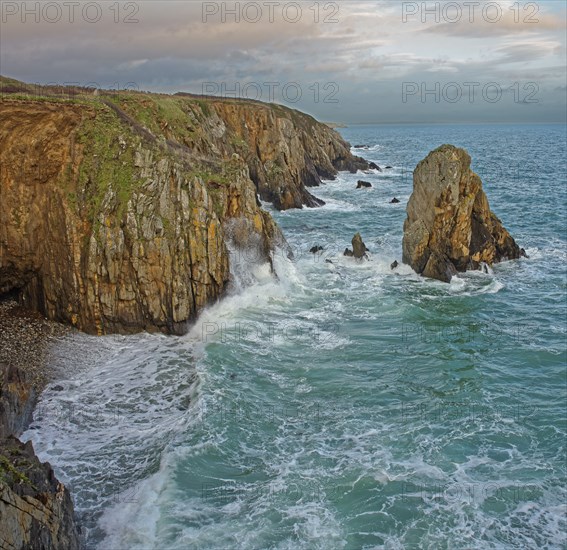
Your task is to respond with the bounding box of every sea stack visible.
[402,145,521,282]
[344,233,369,260]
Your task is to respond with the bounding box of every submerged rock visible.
[357,180,372,189]
[402,145,521,282]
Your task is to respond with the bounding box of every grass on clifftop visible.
[105,93,213,148]
[73,104,143,230]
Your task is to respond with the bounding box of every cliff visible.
[0,77,366,334]
[0,364,36,440]
[0,364,81,549]
[402,145,521,282]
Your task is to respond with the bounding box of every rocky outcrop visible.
[0,77,366,334]
[344,233,369,260]
[402,145,521,282]
[171,93,370,210]
[352,233,369,259]
[357,181,372,189]
[0,437,81,550]
[0,364,36,440]
[214,103,368,209]
[0,364,81,550]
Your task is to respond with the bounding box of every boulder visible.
[390,197,400,204]
[391,260,399,270]
[368,162,382,171]
[357,180,372,189]
[402,145,521,282]
[310,246,324,254]
[352,233,369,259]
[343,248,354,257]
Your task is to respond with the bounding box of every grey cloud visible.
[422,12,565,38]
[0,0,564,123]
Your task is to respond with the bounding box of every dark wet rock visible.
[390,198,400,204]
[357,181,372,189]
[0,364,36,440]
[391,260,399,270]
[368,162,382,171]
[0,364,81,550]
[310,246,324,254]
[333,154,370,174]
[0,437,81,550]
[343,248,354,257]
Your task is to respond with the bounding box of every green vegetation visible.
[106,93,206,145]
[189,168,229,186]
[267,161,284,180]
[1,77,280,232]
[74,105,143,231]
[0,454,37,490]
[195,99,211,118]
[230,135,248,150]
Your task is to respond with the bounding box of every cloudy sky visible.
[1,0,565,123]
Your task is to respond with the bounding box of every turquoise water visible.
[23,124,566,549]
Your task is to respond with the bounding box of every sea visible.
[22,123,567,549]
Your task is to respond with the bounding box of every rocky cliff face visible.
[0,437,81,550]
[0,80,365,334]
[122,93,369,210]
[402,145,521,282]
[205,99,368,210]
[0,364,36,440]
[0,364,81,550]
